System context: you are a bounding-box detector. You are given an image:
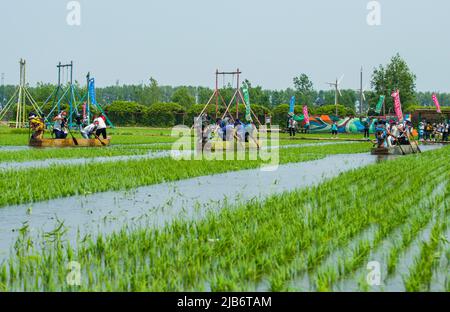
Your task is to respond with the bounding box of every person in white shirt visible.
[81,122,98,139]
[94,114,107,139]
[53,111,68,139]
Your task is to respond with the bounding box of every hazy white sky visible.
[0,0,448,91]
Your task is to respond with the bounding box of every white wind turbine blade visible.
[338,74,345,85]
[338,88,342,97]
[362,83,370,101]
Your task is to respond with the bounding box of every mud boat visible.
[371,144,420,156]
[29,137,111,148]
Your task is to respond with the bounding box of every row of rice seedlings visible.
[404,180,449,291]
[0,143,371,209]
[309,168,447,291]
[177,150,446,292]
[209,171,398,291]
[447,247,450,292]
[0,146,447,291]
[0,145,173,164]
[386,206,441,277]
[404,219,448,291]
[285,154,449,291]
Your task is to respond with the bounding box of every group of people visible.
[374,119,416,148]
[418,121,449,142]
[28,110,108,140]
[54,110,108,140]
[286,113,310,137]
[197,113,256,146]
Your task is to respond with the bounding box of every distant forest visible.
[0,79,448,115]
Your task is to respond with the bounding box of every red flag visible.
[432,93,441,113]
[303,105,310,125]
[391,90,403,121]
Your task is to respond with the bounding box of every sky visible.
[0,0,449,92]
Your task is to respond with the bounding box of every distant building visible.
[411,108,450,124]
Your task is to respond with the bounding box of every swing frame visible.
[196,69,262,127]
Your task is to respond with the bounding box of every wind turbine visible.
[326,74,344,116]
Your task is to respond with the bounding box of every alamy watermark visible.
[66,261,81,286]
[366,261,382,286]
[66,1,81,26]
[367,1,381,26]
[171,118,280,172]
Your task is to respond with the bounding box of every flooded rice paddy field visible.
[0,134,447,291]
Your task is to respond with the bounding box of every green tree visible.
[138,77,161,106]
[171,87,195,108]
[371,53,417,113]
[293,74,314,104]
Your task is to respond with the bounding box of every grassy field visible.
[1,146,448,291]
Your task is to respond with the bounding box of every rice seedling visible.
[0,144,173,164]
[0,142,371,208]
[404,220,448,291]
[0,145,447,291]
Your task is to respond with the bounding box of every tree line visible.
[1,54,448,122]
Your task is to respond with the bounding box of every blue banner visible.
[289,96,295,113]
[88,78,97,105]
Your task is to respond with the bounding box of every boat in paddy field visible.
[29,137,111,148]
[371,144,420,156]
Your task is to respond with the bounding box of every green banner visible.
[242,82,252,122]
[375,95,385,114]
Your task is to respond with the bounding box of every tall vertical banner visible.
[391,90,403,121]
[303,105,310,125]
[82,103,86,121]
[88,78,97,105]
[432,93,441,113]
[375,95,385,114]
[289,96,296,114]
[242,82,252,122]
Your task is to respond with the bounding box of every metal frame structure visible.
[197,69,262,126]
[0,59,43,128]
[40,61,81,127]
[84,72,114,128]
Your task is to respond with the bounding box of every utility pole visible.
[360,67,363,116]
[334,79,338,116]
[0,73,4,109]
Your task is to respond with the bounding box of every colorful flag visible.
[242,82,252,121]
[391,90,403,121]
[289,96,296,114]
[88,78,97,105]
[432,93,441,113]
[375,95,385,114]
[303,105,310,125]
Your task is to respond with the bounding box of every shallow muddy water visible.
[0,146,31,151]
[0,153,378,260]
[0,145,444,268]
[0,141,354,171]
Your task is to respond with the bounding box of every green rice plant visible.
[404,220,448,291]
[0,143,371,208]
[0,144,173,163]
[0,146,448,291]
